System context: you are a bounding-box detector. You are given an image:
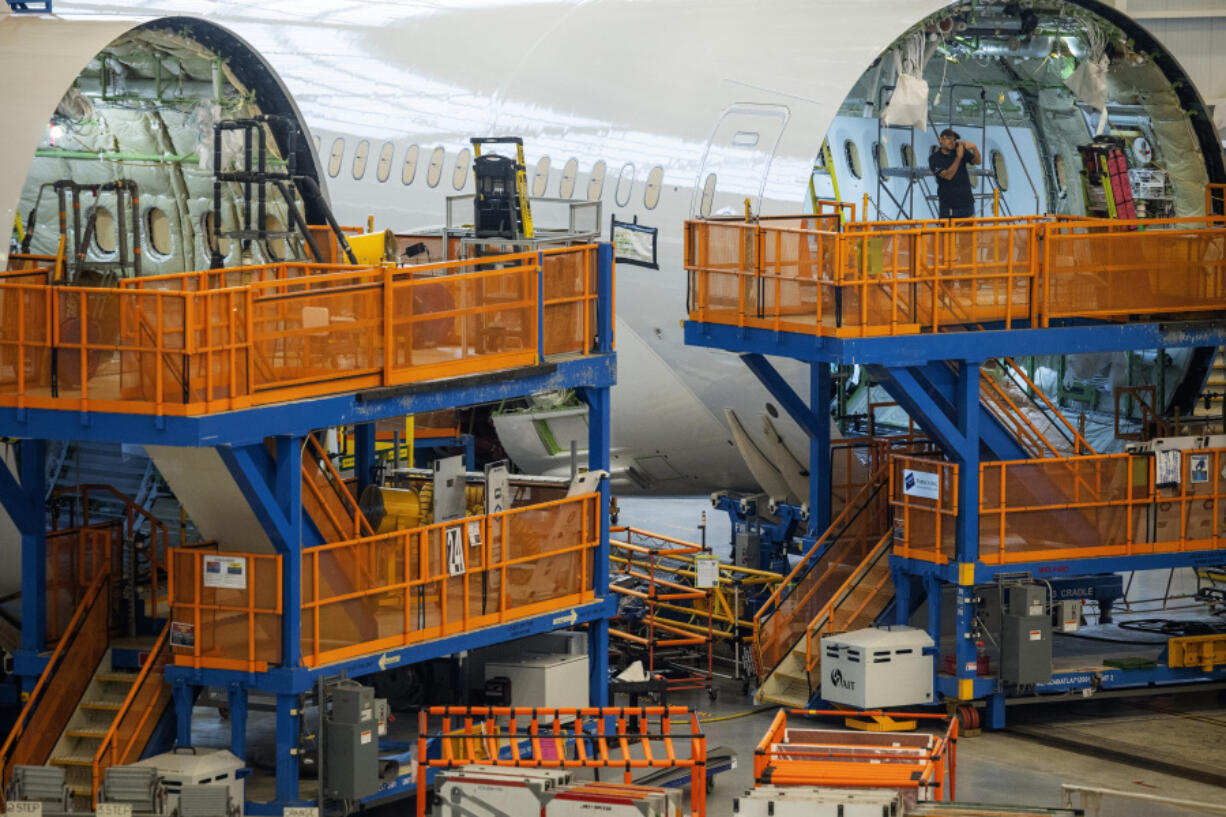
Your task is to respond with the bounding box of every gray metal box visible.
[1004,583,1046,617]
[735,530,761,568]
[1001,614,1052,685]
[324,683,379,800]
[1053,599,1082,633]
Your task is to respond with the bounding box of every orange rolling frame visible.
[416,706,708,817]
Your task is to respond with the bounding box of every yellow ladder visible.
[472,137,534,239]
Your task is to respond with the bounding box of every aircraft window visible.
[872,142,886,172]
[312,134,320,152]
[533,156,551,197]
[559,158,578,198]
[427,146,445,188]
[453,147,471,190]
[92,207,116,255]
[376,142,394,183]
[352,139,370,180]
[991,150,1009,192]
[1053,154,1068,193]
[587,160,607,201]
[699,172,717,218]
[146,208,172,257]
[202,212,230,257]
[264,214,286,261]
[644,165,664,210]
[402,144,420,185]
[615,162,635,207]
[843,140,862,180]
[328,137,345,178]
[901,144,916,168]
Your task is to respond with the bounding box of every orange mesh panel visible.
[686,221,756,321]
[45,524,119,644]
[169,548,282,670]
[1045,227,1226,322]
[542,247,596,356]
[891,457,958,563]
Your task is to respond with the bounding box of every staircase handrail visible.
[803,529,894,673]
[51,483,169,619]
[753,459,890,629]
[304,433,373,540]
[0,570,110,806]
[91,622,171,806]
[1000,357,1096,455]
[979,372,1058,458]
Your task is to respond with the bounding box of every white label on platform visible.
[284,808,319,817]
[694,554,719,589]
[202,554,247,590]
[446,527,465,576]
[361,729,373,745]
[1189,453,1210,484]
[1029,629,1042,641]
[97,804,132,817]
[902,469,940,500]
[467,520,482,549]
[7,802,42,817]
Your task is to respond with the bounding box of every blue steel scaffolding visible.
[685,212,1226,727]
[0,243,617,811]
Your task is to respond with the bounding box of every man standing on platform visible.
[929,128,981,219]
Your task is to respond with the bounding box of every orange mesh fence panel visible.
[0,573,110,804]
[891,456,958,564]
[757,224,839,333]
[0,246,604,416]
[979,449,1226,563]
[1044,225,1226,324]
[92,623,171,805]
[45,522,121,645]
[685,220,757,324]
[302,493,599,667]
[169,547,282,672]
[541,245,599,356]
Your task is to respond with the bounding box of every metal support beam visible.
[579,382,611,707]
[14,439,46,658]
[276,436,303,667]
[739,354,827,440]
[173,679,194,748]
[810,362,832,536]
[275,693,301,803]
[354,422,376,497]
[228,684,249,761]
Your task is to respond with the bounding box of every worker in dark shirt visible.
[928,128,981,219]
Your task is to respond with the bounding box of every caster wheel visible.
[707,687,718,703]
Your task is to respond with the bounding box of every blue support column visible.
[228,684,249,761]
[173,679,194,747]
[954,361,982,699]
[354,423,376,497]
[892,567,911,627]
[810,362,832,536]
[580,382,611,707]
[275,693,301,804]
[15,439,46,662]
[275,436,303,668]
[925,575,943,692]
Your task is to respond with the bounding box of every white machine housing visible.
[131,748,245,817]
[820,626,934,709]
[484,654,589,710]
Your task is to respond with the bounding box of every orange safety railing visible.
[51,484,172,620]
[1042,220,1226,325]
[890,456,959,564]
[1206,184,1226,218]
[686,212,1226,337]
[45,521,121,644]
[301,433,372,543]
[979,369,1062,459]
[0,571,111,807]
[416,706,708,817]
[754,709,957,800]
[998,357,1096,455]
[753,459,893,683]
[301,492,599,667]
[168,546,283,672]
[0,245,604,417]
[802,529,894,674]
[91,622,171,806]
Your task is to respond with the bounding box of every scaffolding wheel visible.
[708,686,718,703]
[956,704,979,730]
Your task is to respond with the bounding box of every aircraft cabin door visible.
[692,103,790,218]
